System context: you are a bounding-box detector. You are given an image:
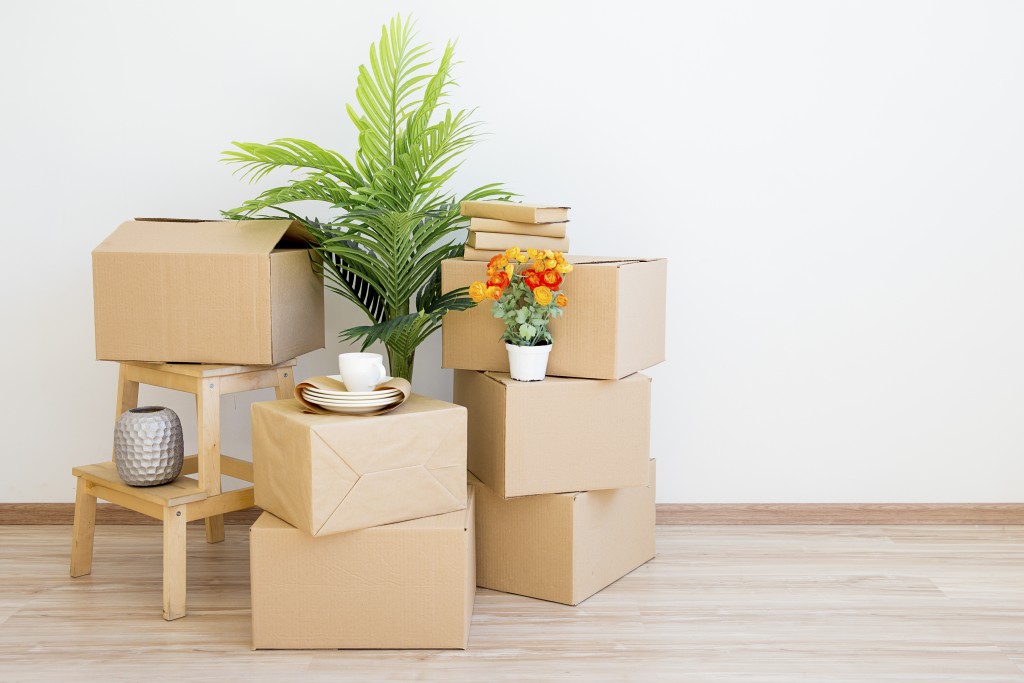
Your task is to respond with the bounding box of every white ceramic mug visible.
[338,352,387,392]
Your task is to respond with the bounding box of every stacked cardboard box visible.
[248,395,475,649]
[442,247,667,605]
[93,218,325,364]
[91,218,476,646]
[461,201,571,262]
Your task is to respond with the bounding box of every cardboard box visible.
[454,370,651,498]
[461,200,569,223]
[250,489,475,649]
[93,218,324,365]
[470,217,568,238]
[471,460,656,606]
[467,231,570,253]
[441,256,667,379]
[251,396,467,536]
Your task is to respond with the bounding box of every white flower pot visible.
[506,342,553,382]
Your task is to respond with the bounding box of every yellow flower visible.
[505,246,521,259]
[533,285,553,306]
[544,258,557,270]
[543,250,554,260]
[533,260,546,273]
[555,294,568,307]
[485,285,503,301]
[527,248,539,259]
[515,253,528,263]
[555,262,573,274]
[468,281,487,303]
[505,263,515,277]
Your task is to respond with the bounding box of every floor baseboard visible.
[1,502,1022,525]
[657,503,1024,525]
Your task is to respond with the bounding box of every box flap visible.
[95,219,312,255]
[482,370,648,390]
[565,255,664,266]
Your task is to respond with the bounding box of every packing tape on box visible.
[293,376,412,416]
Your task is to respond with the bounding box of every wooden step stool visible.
[70,359,296,620]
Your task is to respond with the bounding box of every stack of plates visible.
[300,375,403,415]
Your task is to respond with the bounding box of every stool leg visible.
[113,364,140,460]
[197,378,225,544]
[162,504,187,620]
[70,478,96,578]
[275,366,296,399]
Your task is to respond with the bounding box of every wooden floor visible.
[1,525,1022,682]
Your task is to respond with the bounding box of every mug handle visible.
[375,361,387,386]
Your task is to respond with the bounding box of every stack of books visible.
[460,201,571,261]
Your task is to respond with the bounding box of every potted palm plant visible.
[221,15,508,382]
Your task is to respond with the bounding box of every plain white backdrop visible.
[2,0,1023,503]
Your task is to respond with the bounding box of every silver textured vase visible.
[113,406,184,487]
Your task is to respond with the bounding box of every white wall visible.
[3,0,1023,504]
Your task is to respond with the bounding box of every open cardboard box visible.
[441,256,667,379]
[251,396,467,536]
[454,370,651,498]
[93,218,324,365]
[471,460,656,606]
[250,489,475,649]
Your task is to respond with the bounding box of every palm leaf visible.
[221,14,509,381]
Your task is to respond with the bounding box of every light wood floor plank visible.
[0,525,1021,682]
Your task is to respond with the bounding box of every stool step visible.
[180,454,254,483]
[72,462,208,508]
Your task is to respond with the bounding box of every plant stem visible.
[386,344,415,383]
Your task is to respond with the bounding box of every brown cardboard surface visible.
[470,217,568,238]
[467,231,570,253]
[250,489,475,649]
[462,246,507,262]
[93,219,323,365]
[251,396,467,535]
[441,256,667,379]
[455,371,651,498]
[461,200,569,223]
[470,460,656,605]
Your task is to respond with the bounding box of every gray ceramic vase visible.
[113,406,184,487]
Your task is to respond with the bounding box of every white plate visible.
[304,375,396,398]
[313,402,398,415]
[301,392,401,408]
[301,391,400,406]
[302,387,402,401]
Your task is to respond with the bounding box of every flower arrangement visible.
[469,248,574,346]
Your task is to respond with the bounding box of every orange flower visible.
[485,285,503,301]
[523,271,542,290]
[555,294,568,307]
[468,281,487,303]
[487,271,510,289]
[533,260,546,273]
[488,254,509,270]
[533,285,553,306]
[540,269,562,290]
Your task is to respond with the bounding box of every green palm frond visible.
[339,286,475,353]
[221,13,512,381]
